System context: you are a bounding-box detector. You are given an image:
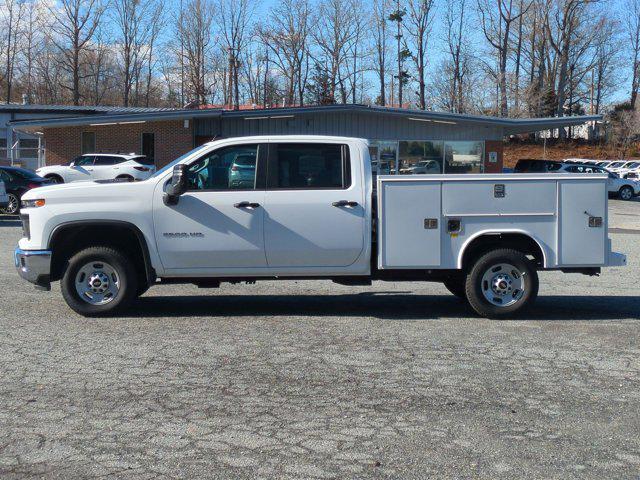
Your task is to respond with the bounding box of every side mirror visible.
[163,164,188,205]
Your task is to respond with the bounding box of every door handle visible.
[234,201,260,209]
[332,200,359,207]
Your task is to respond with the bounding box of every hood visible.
[36,165,66,173]
[21,177,149,202]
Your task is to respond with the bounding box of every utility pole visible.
[396,0,402,107]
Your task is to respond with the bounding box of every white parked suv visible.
[559,163,640,200]
[36,153,155,183]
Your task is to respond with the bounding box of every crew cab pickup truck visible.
[15,135,627,318]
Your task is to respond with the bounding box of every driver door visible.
[153,142,268,272]
[68,155,95,182]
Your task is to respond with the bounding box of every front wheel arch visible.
[49,220,155,289]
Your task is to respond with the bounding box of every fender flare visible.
[49,220,156,285]
[457,229,550,269]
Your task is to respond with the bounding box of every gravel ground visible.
[0,200,639,479]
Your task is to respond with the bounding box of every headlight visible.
[21,198,46,209]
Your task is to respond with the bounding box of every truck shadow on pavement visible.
[129,293,640,320]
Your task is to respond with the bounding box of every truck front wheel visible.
[61,246,138,317]
[465,249,539,319]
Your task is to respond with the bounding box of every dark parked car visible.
[0,166,51,214]
[514,159,564,173]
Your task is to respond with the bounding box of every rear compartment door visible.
[559,180,607,265]
[378,180,441,268]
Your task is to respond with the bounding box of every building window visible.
[444,141,483,173]
[398,141,444,174]
[141,132,155,162]
[0,137,7,161]
[369,140,397,175]
[81,131,96,154]
[18,138,39,159]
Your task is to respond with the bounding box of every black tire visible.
[45,174,64,184]
[619,185,634,201]
[61,246,138,317]
[443,277,466,299]
[1,193,19,215]
[465,249,539,319]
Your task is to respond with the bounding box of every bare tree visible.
[545,0,599,133]
[371,0,391,105]
[217,0,254,109]
[626,0,640,108]
[177,0,216,105]
[2,0,25,103]
[112,0,161,106]
[259,0,311,106]
[477,0,532,117]
[405,0,435,109]
[312,0,361,104]
[441,0,472,113]
[48,0,105,105]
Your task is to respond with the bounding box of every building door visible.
[263,142,365,269]
[142,133,155,164]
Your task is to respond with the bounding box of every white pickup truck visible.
[15,135,626,318]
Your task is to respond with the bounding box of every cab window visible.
[186,144,260,191]
[74,156,94,166]
[269,143,350,189]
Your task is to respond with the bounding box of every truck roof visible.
[203,135,370,146]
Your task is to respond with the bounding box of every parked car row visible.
[36,153,155,184]
[0,166,53,214]
[564,158,640,179]
[0,153,155,215]
[514,158,640,200]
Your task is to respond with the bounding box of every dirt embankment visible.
[503,141,638,168]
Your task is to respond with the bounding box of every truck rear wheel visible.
[465,249,538,319]
[61,246,138,317]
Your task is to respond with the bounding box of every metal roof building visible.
[1,103,173,169]
[10,104,601,174]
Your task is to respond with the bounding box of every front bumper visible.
[14,247,52,290]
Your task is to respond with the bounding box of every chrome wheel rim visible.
[75,261,120,305]
[481,263,525,307]
[621,188,632,200]
[3,194,18,214]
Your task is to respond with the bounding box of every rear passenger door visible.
[263,142,365,269]
[91,156,118,180]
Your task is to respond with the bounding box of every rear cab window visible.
[268,143,351,190]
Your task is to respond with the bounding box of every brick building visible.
[0,103,171,169]
[10,105,600,174]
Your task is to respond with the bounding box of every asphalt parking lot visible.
[1,200,639,479]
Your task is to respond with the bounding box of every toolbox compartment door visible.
[378,180,441,268]
[559,180,606,265]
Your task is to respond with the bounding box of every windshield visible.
[150,144,212,178]
[5,167,39,179]
[609,162,624,168]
